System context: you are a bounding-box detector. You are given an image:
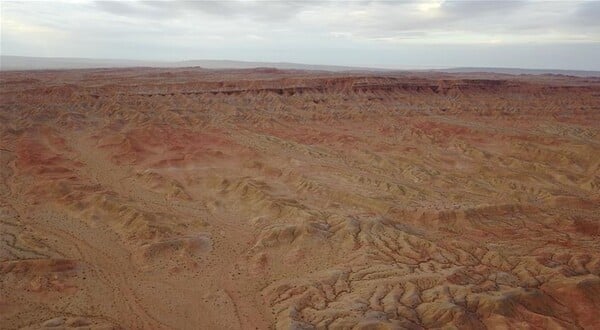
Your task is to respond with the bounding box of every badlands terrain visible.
[1,67,599,329]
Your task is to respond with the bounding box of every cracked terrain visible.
[1,68,599,329]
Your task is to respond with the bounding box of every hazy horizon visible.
[2,1,600,70]
[4,55,600,75]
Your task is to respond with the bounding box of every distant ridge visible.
[1,55,599,77]
[0,55,378,72]
[436,67,600,78]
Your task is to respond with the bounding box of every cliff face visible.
[1,68,599,329]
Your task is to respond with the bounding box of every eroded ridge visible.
[1,68,599,329]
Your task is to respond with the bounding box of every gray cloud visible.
[89,0,600,38]
[573,1,600,26]
[95,0,310,21]
[439,0,525,17]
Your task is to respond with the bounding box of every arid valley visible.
[1,68,599,329]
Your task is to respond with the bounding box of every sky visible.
[1,0,600,70]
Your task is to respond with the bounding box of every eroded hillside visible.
[1,68,599,329]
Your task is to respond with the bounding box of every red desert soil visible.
[1,68,599,329]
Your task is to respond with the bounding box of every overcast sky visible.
[1,0,599,70]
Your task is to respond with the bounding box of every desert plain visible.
[1,68,599,329]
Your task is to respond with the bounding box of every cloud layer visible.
[1,0,599,69]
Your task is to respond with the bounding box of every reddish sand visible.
[1,68,599,329]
